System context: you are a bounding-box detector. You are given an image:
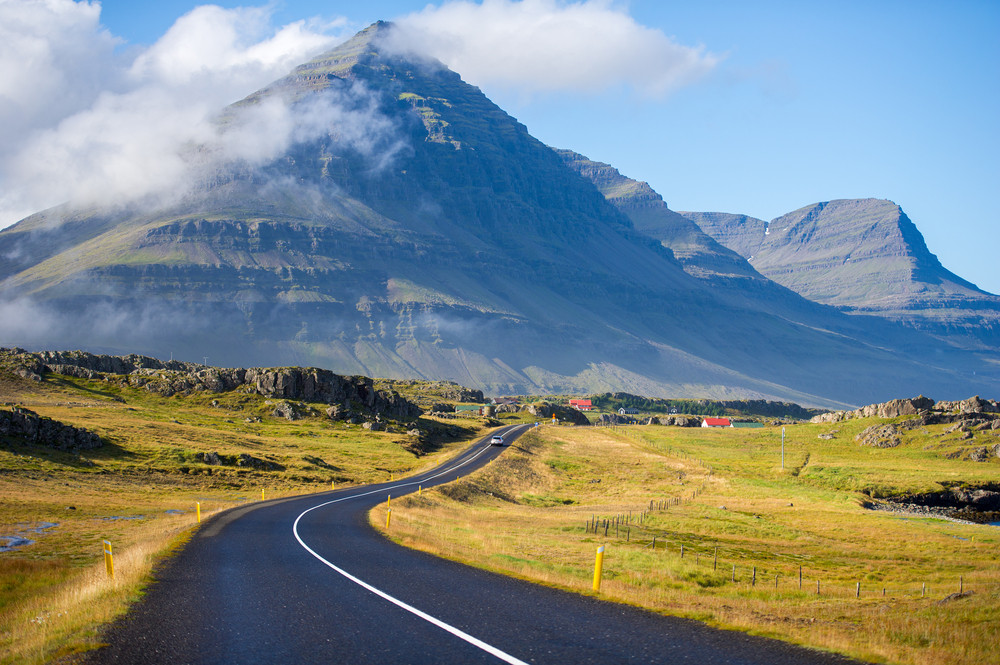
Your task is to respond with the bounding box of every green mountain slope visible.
[0,23,995,406]
[683,199,1000,346]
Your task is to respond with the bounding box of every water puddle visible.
[98,515,146,521]
[0,522,59,552]
[0,536,35,553]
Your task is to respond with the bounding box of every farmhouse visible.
[702,417,733,428]
[618,407,640,415]
[491,397,519,407]
[455,404,484,416]
[569,399,592,411]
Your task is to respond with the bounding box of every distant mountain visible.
[555,150,758,281]
[0,22,995,407]
[682,199,1000,347]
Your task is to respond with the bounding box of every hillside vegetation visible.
[587,392,823,420]
[375,414,1000,665]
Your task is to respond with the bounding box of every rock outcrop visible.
[855,423,903,448]
[2,349,422,420]
[812,396,937,423]
[0,407,103,450]
[520,403,591,425]
[935,396,1000,414]
[194,451,283,470]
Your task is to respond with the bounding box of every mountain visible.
[554,150,758,281]
[0,22,995,407]
[682,199,1000,348]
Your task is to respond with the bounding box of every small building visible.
[701,417,732,428]
[569,398,592,411]
[618,407,640,415]
[731,421,764,429]
[455,404,484,416]
[491,397,519,407]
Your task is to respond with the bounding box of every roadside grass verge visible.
[372,423,1000,665]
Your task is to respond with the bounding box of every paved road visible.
[84,424,863,664]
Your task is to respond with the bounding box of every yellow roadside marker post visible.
[196,502,201,523]
[103,540,114,579]
[331,481,335,491]
[386,508,392,529]
[418,485,422,496]
[592,545,606,592]
[261,488,265,501]
[387,494,391,508]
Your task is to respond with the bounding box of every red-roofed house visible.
[702,417,732,428]
[569,399,592,411]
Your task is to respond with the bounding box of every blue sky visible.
[5,1,999,293]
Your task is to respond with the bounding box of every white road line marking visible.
[292,426,530,665]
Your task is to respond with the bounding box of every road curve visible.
[84,424,863,664]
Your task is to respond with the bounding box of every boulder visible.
[200,451,222,465]
[236,453,282,470]
[271,402,300,421]
[855,423,903,448]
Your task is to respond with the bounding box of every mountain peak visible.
[296,20,396,77]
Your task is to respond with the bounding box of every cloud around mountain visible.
[0,1,345,228]
[391,0,720,98]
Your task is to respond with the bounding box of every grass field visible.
[372,420,1000,665]
[0,369,494,664]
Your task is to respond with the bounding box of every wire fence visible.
[589,424,978,601]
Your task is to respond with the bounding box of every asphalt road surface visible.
[84,424,864,664]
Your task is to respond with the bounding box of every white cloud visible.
[390,0,720,98]
[0,0,121,157]
[0,1,351,227]
[127,5,338,90]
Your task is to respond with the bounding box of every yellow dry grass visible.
[372,424,1000,665]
